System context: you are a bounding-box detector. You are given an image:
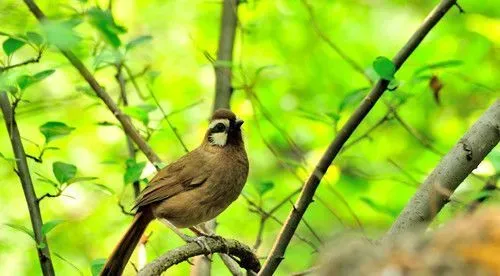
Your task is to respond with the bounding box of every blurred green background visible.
[0,0,498,275]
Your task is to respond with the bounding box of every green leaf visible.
[414,60,463,76]
[123,105,156,126]
[87,183,115,195]
[67,176,98,184]
[26,32,44,46]
[87,7,127,48]
[91,258,106,276]
[359,197,398,217]
[16,75,35,90]
[3,38,26,56]
[16,70,55,90]
[373,56,396,81]
[40,122,75,144]
[41,219,65,235]
[124,160,146,184]
[126,35,152,51]
[338,88,369,112]
[53,162,77,184]
[93,49,123,70]
[255,181,274,196]
[4,223,35,240]
[33,69,55,81]
[42,19,81,49]
[37,242,46,249]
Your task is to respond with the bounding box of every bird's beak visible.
[235,119,244,129]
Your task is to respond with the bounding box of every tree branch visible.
[0,91,55,275]
[383,100,499,240]
[116,64,141,197]
[22,0,162,165]
[258,1,458,274]
[137,237,261,276]
[197,0,241,274]
[0,50,43,73]
[212,0,239,112]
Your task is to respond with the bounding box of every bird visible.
[101,108,249,275]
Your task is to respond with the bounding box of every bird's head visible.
[205,108,244,147]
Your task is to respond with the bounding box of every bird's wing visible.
[133,149,212,209]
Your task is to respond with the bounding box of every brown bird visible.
[101,108,249,275]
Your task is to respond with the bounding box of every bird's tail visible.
[101,209,154,276]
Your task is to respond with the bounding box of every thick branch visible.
[212,0,239,111]
[384,100,500,239]
[197,0,240,274]
[258,1,458,275]
[137,237,260,276]
[0,92,55,275]
[116,65,141,197]
[22,0,161,165]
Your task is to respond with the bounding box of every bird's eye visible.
[212,122,226,133]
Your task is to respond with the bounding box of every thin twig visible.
[391,109,444,155]
[22,0,162,166]
[146,84,189,153]
[259,1,459,274]
[116,64,142,197]
[0,50,42,73]
[300,0,371,83]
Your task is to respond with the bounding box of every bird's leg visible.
[160,219,213,258]
[190,225,229,254]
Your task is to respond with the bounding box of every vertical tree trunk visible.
[0,92,55,276]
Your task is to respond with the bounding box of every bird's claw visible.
[187,236,213,260]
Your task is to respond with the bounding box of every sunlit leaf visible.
[256,181,274,196]
[91,258,106,276]
[3,38,25,56]
[42,19,82,49]
[41,219,65,235]
[4,223,35,240]
[39,122,75,144]
[26,32,44,46]
[87,7,127,48]
[87,183,115,195]
[126,35,153,51]
[67,176,98,184]
[53,162,77,184]
[373,56,395,81]
[124,105,156,126]
[93,49,123,69]
[338,88,369,112]
[414,60,463,76]
[33,69,55,81]
[124,159,146,185]
[16,70,55,90]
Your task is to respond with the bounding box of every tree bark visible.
[0,92,55,276]
[383,99,500,240]
[258,0,458,275]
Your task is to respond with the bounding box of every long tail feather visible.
[101,209,154,276]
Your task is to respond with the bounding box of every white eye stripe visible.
[209,119,230,129]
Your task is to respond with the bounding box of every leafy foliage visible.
[53,162,77,184]
[124,159,146,184]
[373,56,396,81]
[39,122,75,144]
[2,38,25,56]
